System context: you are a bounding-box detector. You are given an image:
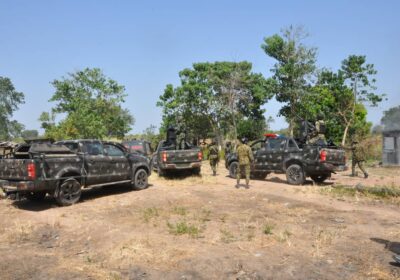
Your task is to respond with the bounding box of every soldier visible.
[225,141,232,154]
[309,113,326,145]
[236,137,254,188]
[351,139,368,178]
[208,139,219,176]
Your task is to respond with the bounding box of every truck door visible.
[265,138,287,171]
[251,140,268,172]
[103,143,130,182]
[83,141,108,185]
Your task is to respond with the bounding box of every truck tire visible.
[192,167,201,175]
[133,169,148,190]
[55,178,82,206]
[286,164,305,185]
[311,174,329,183]
[229,162,239,178]
[26,191,46,201]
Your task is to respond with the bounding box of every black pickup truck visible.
[152,140,202,176]
[225,135,346,185]
[0,140,151,206]
[122,139,153,159]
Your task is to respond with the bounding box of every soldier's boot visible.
[212,168,216,176]
[245,179,250,189]
[236,179,240,188]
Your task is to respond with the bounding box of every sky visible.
[1,0,399,134]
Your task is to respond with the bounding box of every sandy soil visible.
[0,163,399,280]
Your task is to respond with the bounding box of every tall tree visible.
[302,68,374,145]
[0,77,25,140]
[41,68,134,140]
[340,55,384,143]
[157,62,273,143]
[261,25,317,136]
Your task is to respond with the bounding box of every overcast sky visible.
[1,0,399,134]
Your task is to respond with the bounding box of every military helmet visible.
[241,137,249,144]
[317,112,324,120]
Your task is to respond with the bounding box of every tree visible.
[340,55,384,143]
[21,129,39,139]
[0,77,25,140]
[381,105,400,131]
[261,25,317,136]
[41,68,134,140]
[301,69,373,144]
[157,62,273,143]
[237,118,267,141]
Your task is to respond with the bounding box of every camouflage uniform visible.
[309,120,326,144]
[351,141,368,178]
[208,143,219,176]
[236,142,254,187]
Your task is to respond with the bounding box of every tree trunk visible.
[341,122,350,146]
[289,119,294,137]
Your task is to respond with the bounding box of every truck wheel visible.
[55,178,82,206]
[229,162,239,178]
[133,169,148,190]
[26,191,46,201]
[311,174,329,183]
[192,167,201,175]
[286,164,305,185]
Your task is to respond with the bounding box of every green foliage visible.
[340,55,384,106]
[381,105,400,131]
[261,25,317,135]
[41,68,134,140]
[157,61,273,142]
[300,67,374,145]
[0,77,25,140]
[21,130,39,139]
[237,118,267,140]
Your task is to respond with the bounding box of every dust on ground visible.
[0,163,399,280]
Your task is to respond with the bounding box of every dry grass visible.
[167,221,201,238]
[5,221,35,242]
[110,238,193,269]
[311,226,342,258]
[142,207,160,223]
[320,184,400,201]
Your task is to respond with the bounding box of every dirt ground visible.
[0,163,399,280]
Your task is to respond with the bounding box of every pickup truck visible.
[152,140,202,176]
[0,139,151,206]
[225,136,346,185]
[122,139,153,159]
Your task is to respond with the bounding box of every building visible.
[382,130,400,166]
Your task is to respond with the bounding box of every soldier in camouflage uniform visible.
[208,140,219,176]
[236,137,254,188]
[309,113,326,145]
[351,140,368,178]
